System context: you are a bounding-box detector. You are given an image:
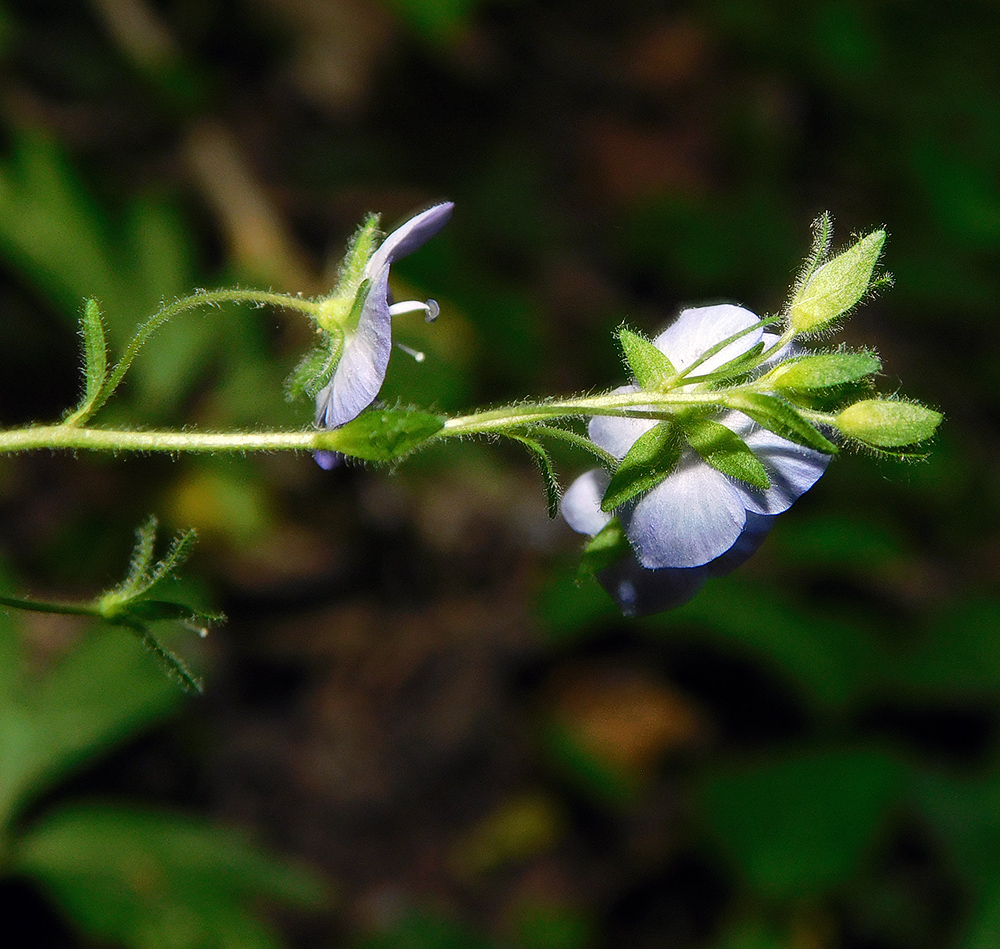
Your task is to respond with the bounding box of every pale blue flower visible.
[315,202,453,468]
[562,304,831,616]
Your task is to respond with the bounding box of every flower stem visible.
[0,425,328,455]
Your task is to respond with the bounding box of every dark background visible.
[0,1,997,947]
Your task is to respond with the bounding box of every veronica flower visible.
[561,304,831,616]
[314,202,453,468]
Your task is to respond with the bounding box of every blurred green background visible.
[0,1,996,947]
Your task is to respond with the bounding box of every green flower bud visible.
[789,230,885,334]
[764,350,881,391]
[836,398,942,447]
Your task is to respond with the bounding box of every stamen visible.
[388,298,440,323]
[396,343,425,363]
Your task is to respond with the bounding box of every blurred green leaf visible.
[0,628,181,831]
[666,579,883,709]
[912,766,1000,886]
[893,598,1000,698]
[15,803,327,949]
[356,910,496,949]
[703,748,903,899]
[513,902,593,949]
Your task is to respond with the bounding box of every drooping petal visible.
[706,511,774,574]
[655,304,763,374]
[734,423,832,515]
[597,511,775,617]
[588,386,657,460]
[625,455,747,568]
[599,558,709,618]
[365,202,454,280]
[561,468,614,536]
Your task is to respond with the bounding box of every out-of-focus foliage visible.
[0,0,997,948]
[0,613,326,949]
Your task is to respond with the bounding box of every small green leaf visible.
[510,435,561,518]
[789,229,885,334]
[601,422,683,511]
[617,326,675,388]
[727,392,838,454]
[764,350,881,391]
[578,518,630,578]
[682,417,770,490]
[80,298,107,401]
[836,399,942,447]
[324,407,445,462]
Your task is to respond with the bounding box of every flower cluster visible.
[562,305,831,616]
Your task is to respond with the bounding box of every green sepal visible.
[577,517,631,578]
[284,331,343,401]
[764,350,881,391]
[836,399,942,447]
[682,416,770,490]
[617,326,675,388]
[509,434,561,518]
[789,229,885,334]
[316,216,379,331]
[727,392,838,454]
[601,422,684,512]
[322,406,445,462]
[700,341,766,382]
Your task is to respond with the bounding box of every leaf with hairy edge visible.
[683,417,770,490]
[510,435,561,518]
[325,407,445,462]
[601,422,684,512]
[765,351,881,391]
[617,327,675,387]
[727,392,838,454]
[80,299,107,402]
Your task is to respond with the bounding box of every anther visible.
[388,298,440,323]
[396,343,425,363]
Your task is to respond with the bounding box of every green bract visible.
[618,326,676,388]
[315,215,380,333]
[789,229,885,334]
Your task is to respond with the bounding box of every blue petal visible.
[597,511,775,617]
[366,202,454,278]
[315,265,393,429]
[654,304,763,374]
[561,468,614,536]
[625,455,746,568]
[735,423,832,515]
